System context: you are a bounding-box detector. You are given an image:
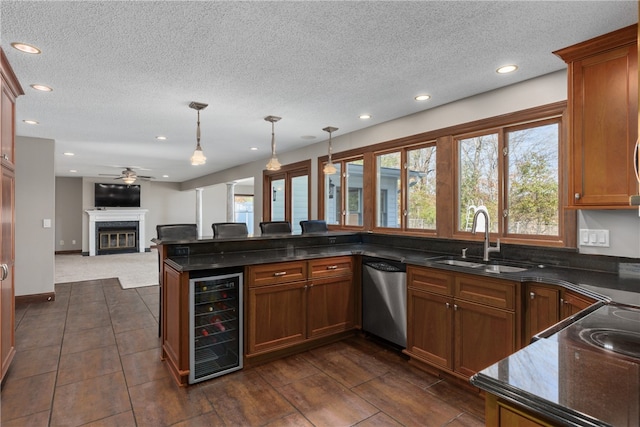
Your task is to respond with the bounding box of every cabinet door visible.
[247,281,306,355]
[568,40,638,207]
[0,166,14,381]
[525,284,560,344]
[406,287,453,370]
[0,85,15,166]
[454,299,515,378]
[561,290,595,319]
[307,275,354,339]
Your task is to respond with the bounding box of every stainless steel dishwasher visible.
[362,257,407,348]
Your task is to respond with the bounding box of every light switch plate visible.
[43,219,52,228]
[579,229,609,247]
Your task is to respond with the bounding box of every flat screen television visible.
[94,183,141,208]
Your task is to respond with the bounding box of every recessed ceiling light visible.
[30,84,53,92]
[63,152,74,156]
[23,119,39,125]
[69,170,77,173]
[250,147,258,151]
[11,42,41,54]
[156,136,167,140]
[496,64,518,74]
[359,114,371,120]
[415,95,431,101]
[162,175,169,178]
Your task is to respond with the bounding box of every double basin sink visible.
[430,257,532,274]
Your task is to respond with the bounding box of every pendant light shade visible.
[265,115,282,171]
[189,102,208,166]
[322,126,338,175]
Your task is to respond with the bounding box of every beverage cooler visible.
[189,272,243,384]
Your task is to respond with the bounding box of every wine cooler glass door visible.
[189,272,243,383]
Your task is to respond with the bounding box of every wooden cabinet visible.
[485,394,555,427]
[524,284,560,344]
[406,266,519,379]
[161,263,190,386]
[524,284,596,345]
[0,49,23,384]
[246,256,355,357]
[561,289,595,318]
[554,24,638,208]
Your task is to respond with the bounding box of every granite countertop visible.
[471,304,640,427]
[165,242,639,305]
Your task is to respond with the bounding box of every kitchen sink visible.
[435,259,485,268]
[482,264,528,274]
[431,256,532,273]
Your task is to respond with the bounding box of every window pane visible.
[458,134,499,232]
[407,146,437,230]
[234,195,254,231]
[291,175,308,233]
[507,123,559,235]
[376,152,401,228]
[324,164,341,225]
[345,159,364,226]
[271,178,285,221]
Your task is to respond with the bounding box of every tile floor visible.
[2,278,485,426]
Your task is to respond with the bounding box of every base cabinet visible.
[246,257,355,358]
[525,284,560,344]
[561,289,595,318]
[248,280,307,354]
[485,394,556,427]
[162,264,190,386]
[406,266,519,379]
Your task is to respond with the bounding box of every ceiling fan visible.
[99,167,154,185]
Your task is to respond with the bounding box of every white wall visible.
[578,210,640,258]
[15,136,55,296]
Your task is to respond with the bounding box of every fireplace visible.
[96,221,139,255]
[85,209,148,256]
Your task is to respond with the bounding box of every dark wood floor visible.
[2,278,485,426]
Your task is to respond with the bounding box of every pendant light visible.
[265,115,282,171]
[322,126,338,175]
[189,101,208,166]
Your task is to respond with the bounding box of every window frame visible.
[262,160,311,229]
[318,155,366,230]
[452,116,565,245]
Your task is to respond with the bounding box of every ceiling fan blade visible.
[98,173,121,177]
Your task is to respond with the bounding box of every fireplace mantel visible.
[85,209,148,256]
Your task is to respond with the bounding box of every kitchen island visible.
[155,231,639,426]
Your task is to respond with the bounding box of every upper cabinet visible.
[554,24,638,209]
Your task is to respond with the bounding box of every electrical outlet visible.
[72,240,76,245]
[60,240,64,246]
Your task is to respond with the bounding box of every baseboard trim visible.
[55,250,82,255]
[16,292,56,304]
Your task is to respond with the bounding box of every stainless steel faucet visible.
[471,209,500,262]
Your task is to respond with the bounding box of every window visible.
[321,157,364,227]
[456,118,560,239]
[375,143,437,231]
[263,160,311,233]
[234,194,254,231]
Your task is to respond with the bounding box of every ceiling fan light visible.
[122,176,136,185]
[191,145,206,166]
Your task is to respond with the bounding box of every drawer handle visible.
[326,265,338,270]
[273,271,287,277]
[445,302,450,309]
[530,292,535,300]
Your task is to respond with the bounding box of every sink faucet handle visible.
[461,248,468,259]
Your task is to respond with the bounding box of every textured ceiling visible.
[1,1,637,183]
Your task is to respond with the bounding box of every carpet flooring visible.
[55,250,158,289]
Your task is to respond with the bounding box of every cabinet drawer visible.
[247,261,307,287]
[455,274,515,310]
[407,266,453,296]
[309,256,353,279]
